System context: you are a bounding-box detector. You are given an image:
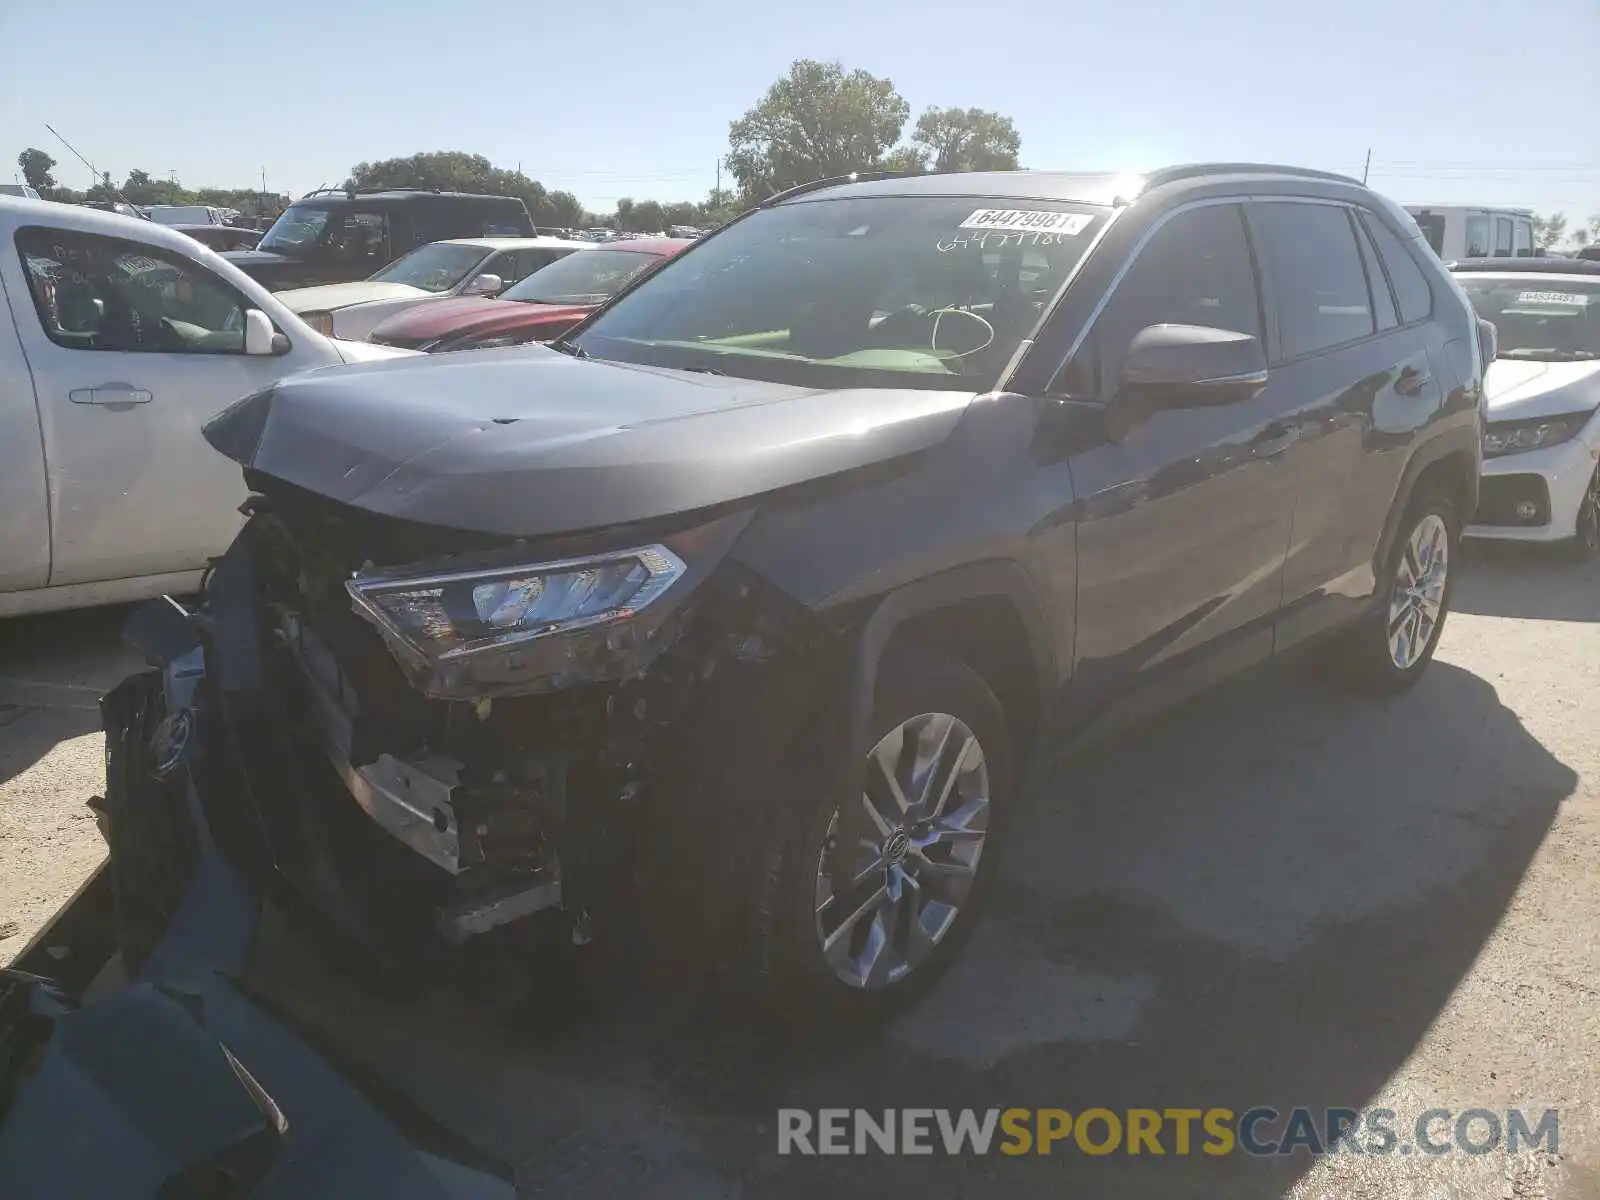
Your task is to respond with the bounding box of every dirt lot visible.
[2,545,1597,1198]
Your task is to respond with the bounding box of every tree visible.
[879,145,928,176]
[17,148,56,191]
[910,107,1021,173]
[725,59,910,200]
[545,190,585,228]
[344,150,593,227]
[1534,212,1568,250]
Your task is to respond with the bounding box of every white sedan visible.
[277,237,591,341]
[1454,260,1600,557]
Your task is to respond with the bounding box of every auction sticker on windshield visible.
[960,209,1094,236]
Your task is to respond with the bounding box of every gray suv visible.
[104,164,1484,1027]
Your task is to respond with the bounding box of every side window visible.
[16,227,250,354]
[1513,220,1533,257]
[498,248,564,285]
[1054,203,1261,397]
[1362,215,1433,325]
[325,210,391,269]
[1493,217,1514,257]
[1250,202,1374,360]
[1464,215,1490,258]
[1351,215,1399,331]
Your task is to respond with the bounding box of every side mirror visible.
[1476,317,1498,366]
[1115,324,1268,409]
[243,309,277,356]
[462,272,504,297]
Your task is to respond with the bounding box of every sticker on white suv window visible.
[959,209,1093,236]
[1514,290,1590,306]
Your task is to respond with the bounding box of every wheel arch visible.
[839,560,1057,792]
[1377,428,1480,572]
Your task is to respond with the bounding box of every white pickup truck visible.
[0,197,414,618]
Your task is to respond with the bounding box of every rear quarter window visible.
[1363,215,1433,325]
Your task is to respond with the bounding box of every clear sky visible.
[2,0,1596,222]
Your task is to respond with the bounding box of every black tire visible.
[1331,487,1460,694]
[748,648,1014,1027]
[1561,465,1600,561]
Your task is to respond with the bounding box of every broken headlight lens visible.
[348,545,686,665]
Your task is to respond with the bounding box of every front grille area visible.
[1474,474,1552,527]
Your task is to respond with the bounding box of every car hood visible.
[204,346,976,538]
[1484,358,1600,421]
[277,281,428,313]
[331,338,422,364]
[371,297,591,344]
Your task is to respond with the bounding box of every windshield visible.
[370,242,488,292]
[567,195,1107,391]
[504,249,661,305]
[1459,277,1600,361]
[258,204,335,255]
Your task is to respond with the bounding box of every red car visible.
[368,237,692,351]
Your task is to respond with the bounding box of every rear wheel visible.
[1331,488,1459,694]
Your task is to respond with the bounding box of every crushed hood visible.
[1484,359,1600,422]
[204,345,976,538]
[277,281,428,312]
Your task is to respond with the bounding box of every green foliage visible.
[1533,212,1567,249]
[17,148,56,191]
[910,107,1021,173]
[725,59,911,200]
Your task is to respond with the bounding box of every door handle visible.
[1394,366,1431,398]
[1250,421,1299,459]
[69,383,152,406]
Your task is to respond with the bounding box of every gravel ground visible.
[2,543,1596,1198]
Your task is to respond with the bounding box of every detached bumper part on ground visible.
[0,667,515,1198]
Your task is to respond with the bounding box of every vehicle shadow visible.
[1455,540,1600,621]
[248,660,1575,1199]
[0,606,136,787]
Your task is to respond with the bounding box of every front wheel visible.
[1331,488,1459,694]
[752,650,1013,1026]
[1562,464,1600,560]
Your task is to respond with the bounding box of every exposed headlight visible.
[348,545,690,698]
[1482,411,1593,458]
[302,310,334,336]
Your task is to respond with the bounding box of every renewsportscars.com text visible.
[777,1107,1560,1158]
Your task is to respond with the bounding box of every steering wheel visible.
[930,307,996,361]
[223,307,244,332]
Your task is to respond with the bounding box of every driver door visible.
[9,225,291,587]
[1057,202,1300,716]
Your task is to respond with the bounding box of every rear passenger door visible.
[1249,200,1448,649]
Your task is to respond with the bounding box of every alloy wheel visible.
[1387,513,1450,670]
[1577,468,1600,555]
[813,712,990,989]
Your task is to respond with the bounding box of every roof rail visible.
[760,170,915,207]
[1143,162,1361,189]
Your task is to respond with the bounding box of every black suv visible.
[113,165,1484,1026]
[224,188,534,290]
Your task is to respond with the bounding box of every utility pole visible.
[1361,148,1371,186]
[715,156,722,200]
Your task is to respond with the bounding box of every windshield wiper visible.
[548,339,587,358]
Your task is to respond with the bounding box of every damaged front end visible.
[138,482,841,968]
